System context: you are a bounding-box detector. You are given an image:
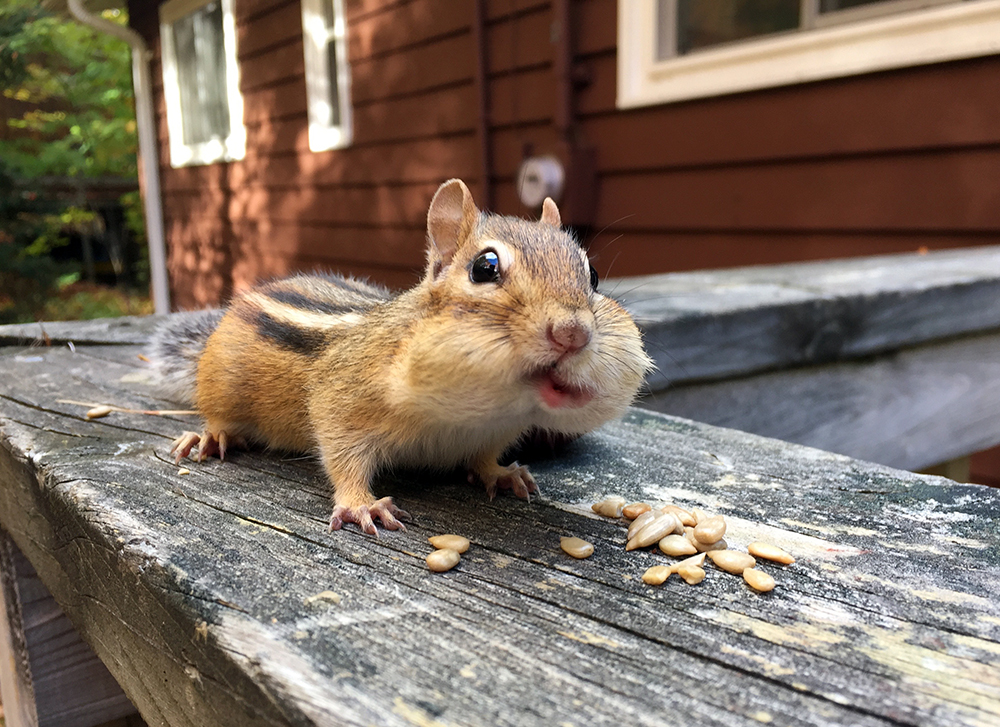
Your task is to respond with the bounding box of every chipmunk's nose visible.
[546,318,592,355]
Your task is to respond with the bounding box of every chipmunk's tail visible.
[147,309,224,405]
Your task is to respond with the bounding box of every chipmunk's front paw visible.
[476,462,538,501]
[170,429,243,463]
[328,496,411,536]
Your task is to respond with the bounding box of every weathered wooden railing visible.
[616,245,1000,471]
[1,247,998,727]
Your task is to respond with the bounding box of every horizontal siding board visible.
[236,0,303,59]
[236,0,298,24]
[578,55,1000,162]
[345,0,408,22]
[239,39,306,93]
[160,134,478,191]
[487,7,553,74]
[163,182,442,227]
[353,84,477,143]
[492,148,1000,231]
[489,66,555,126]
[351,34,475,104]
[243,78,309,126]
[485,0,550,22]
[595,151,1000,232]
[232,220,426,267]
[490,124,559,177]
[575,0,616,56]
[348,0,471,61]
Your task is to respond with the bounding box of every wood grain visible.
[644,330,1000,471]
[0,341,998,726]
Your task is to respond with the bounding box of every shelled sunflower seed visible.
[748,541,795,564]
[582,497,795,593]
[426,548,461,572]
[622,502,652,520]
[560,536,595,559]
[591,496,626,518]
[429,534,470,553]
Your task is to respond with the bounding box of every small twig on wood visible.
[57,399,198,418]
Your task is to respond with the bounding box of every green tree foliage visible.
[0,0,137,179]
[0,0,146,323]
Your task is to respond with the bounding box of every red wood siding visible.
[128,0,1000,309]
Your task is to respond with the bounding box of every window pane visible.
[173,1,230,146]
[676,0,800,55]
[325,41,341,127]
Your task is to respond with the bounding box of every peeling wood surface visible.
[644,330,1000,471]
[1,335,999,727]
[608,245,1000,389]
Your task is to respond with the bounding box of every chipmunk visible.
[150,179,652,534]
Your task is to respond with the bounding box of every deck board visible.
[1,336,998,727]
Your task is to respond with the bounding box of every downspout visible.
[472,0,493,211]
[67,0,170,314]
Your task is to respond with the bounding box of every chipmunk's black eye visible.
[470,250,501,284]
[589,264,599,291]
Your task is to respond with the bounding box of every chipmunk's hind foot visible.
[328,497,411,536]
[477,462,539,501]
[171,429,244,463]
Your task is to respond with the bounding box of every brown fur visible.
[156,179,652,534]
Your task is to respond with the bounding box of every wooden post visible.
[0,529,140,727]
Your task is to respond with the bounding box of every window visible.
[619,0,1000,108]
[160,0,245,166]
[301,0,353,152]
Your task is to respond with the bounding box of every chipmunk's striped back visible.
[149,273,392,404]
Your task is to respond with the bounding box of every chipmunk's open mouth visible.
[533,369,594,409]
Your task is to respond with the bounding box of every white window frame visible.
[160,0,245,167]
[618,0,1000,109]
[300,0,353,152]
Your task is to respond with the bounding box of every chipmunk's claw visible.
[170,430,243,464]
[170,431,203,464]
[478,462,539,502]
[328,497,410,536]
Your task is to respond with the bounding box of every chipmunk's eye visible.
[589,264,600,291]
[470,250,501,284]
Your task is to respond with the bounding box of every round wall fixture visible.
[516,155,565,208]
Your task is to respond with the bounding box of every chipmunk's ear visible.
[427,179,479,276]
[540,197,561,228]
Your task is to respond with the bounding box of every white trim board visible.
[618,0,1000,109]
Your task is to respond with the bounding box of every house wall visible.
[127,0,1000,310]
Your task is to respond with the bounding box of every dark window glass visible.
[173,2,230,145]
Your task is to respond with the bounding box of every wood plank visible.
[642,331,1000,472]
[579,230,998,279]
[606,245,1000,389]
[0,342,998,726]
[238,38,305,93]
[348,0,472,61]
[235,0,297,24]
[160,135,478,192]
[162,181,445,227]
[552,150,1000,232]
[486,5,552,73]
[575,0,616,56]
[577,54,1000,160]
[231,220,425,264]
[489,66,555,127]
[484,0,549,22]
[0,531,137,727]
[236,0,303,59]
[351,33,475,104]
[242,78,308,127]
